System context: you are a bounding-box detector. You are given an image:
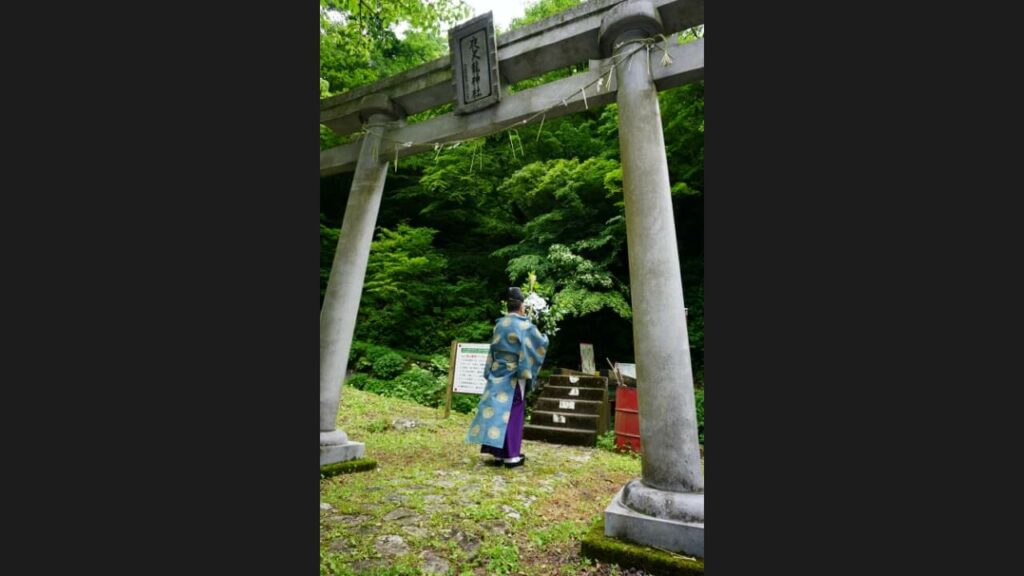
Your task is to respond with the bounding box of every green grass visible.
[320,387,703,575]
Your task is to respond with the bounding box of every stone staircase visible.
[524,373,609,446]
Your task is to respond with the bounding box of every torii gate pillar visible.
[599,0,704,557]
[319,95,402,465]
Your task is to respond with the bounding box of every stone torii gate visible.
[320,0,704,558]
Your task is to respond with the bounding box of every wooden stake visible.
[444,340,457,418]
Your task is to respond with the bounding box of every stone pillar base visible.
[605,486,704,558]
[319,441,365,466]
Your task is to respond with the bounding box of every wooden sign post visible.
[445,341,457,418]
[444,341,490,417]
[580,342,596,374]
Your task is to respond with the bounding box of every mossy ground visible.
[580,519,703,576]
[320,388,703,575]
[321,458,378,478]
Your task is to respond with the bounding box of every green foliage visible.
[363,225,446,300]
[320,125,344,151]
[497,157,623,255]
[595,430,640,456]
[349,344,451,409]
[353,341,397,364]
[318,0,468,154]
[390,365,447,407]
[320,218,340,302]
[360,377,390,396]
[348,341,388,372]
[695,388,704,444]
[437,276,499,345]
[350,342,451,380]
[371,351,406,380]
[508,0,583,31]
[345,373,380,391]
[678,25,705,44]
[507,244,632,336]
[419,138,500,204]
[426,353,449,376]
[319,0,468,97]
[596,430,617,452]
[449,393,478,414]
[356,224,448,351]
[320,0,703,391]
[685,282,704,379]
[326,225,499,355]
[495,156,632,340]
[660,82,704,196]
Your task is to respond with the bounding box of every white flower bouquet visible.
[522,272,560,336]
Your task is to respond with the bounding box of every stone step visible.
[534,397,603,416]
[540,385,606,401]
[523,424,597,446]
[546,374,607,389]
[529,410,599,430]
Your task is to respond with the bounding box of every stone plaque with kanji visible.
[449,11,500,115]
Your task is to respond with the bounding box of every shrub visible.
[372,352,407,380]
[450,394,478,414]
[427,354,449,377]
[349,341,387,372]
[394,366,448,407]
[362,377,392,396]
[345,373,377,391]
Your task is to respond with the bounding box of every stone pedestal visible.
[604,482,704,557]
[320,441,366,466]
